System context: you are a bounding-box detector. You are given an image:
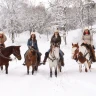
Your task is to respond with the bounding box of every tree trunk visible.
[63,33,67,45]
[12,32,15,43]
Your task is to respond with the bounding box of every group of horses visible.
[0,43,96,77]
[25,43,62,77]
[0,43,62,77]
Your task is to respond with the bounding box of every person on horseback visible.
[81,28,96,62]
[23,32,42,65]
[0,31,7,48]
[43,29,64,66]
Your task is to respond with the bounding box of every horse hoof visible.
[27,72,29,75]
[32,71,34,75]
[85,68,88,72]
[34,66,38,71]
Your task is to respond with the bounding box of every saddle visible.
[81,43,96,62]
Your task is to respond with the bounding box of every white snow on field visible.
[0,28,96,96]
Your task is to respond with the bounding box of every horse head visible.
[50,43,60,60]
[12,46,22,60]
[72,43,79,60]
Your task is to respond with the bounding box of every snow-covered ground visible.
[0,29,96,96]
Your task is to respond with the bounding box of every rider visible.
[81,28,95,62]
[23,32,42,65]
[0,31,7,48]
[43,29,64,66]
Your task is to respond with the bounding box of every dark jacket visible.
[51,35,61,45]
[27,39,39,51]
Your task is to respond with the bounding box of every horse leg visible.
[85,68,87,72]
[88,61,91,72]
[60,65,62,72]
[79,64,82,72]
[5,64,9,74]
[89,65,91,69]
[50,67,52,77]
[58,63,62,72]
[1,66,3,70]
[84,61,89,72]
[34,65,38,71]
[32,66,35,75]
[27,66,29,75]
[55,67,57,77]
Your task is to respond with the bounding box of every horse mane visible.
[1,46,14,51]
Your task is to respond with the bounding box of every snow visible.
[0,29,96,96]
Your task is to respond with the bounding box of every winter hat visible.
[0,31,4,34]
[54,30,59,33]
[83,26,91,32]
[31,32,35,35]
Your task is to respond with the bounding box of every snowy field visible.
[0,29,96,96]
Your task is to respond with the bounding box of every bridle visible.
[29,46,37,52]
[13,48,21,57]
[48,43,59,62]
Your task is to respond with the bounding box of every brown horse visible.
[72,43,91,72]
[0,46,21,74]
[25,47,38,75]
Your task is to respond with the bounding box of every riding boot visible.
[89,46,96,62]
[91,49,96,62]
[37,55,40,63]
[43,52,49,64]
[61,57,64,67]
[60,54,64,67]
[22,52,27,66]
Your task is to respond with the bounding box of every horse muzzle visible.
[17,56,22,60]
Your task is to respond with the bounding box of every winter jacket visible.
[27,39,39,51]
[51,35,61,45]
[82,34,93,45]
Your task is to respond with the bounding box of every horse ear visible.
[72,43,73,46]
[77,43,78,45]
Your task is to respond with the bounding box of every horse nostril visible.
[18,56,22,60]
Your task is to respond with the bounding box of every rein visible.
[76,48,89,62]
[48,48,59,62]
[29,47,37,52]
[48,56,57,62]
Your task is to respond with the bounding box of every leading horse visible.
[0,46,21,74]
[48,43,62,77]
[72,43,91,72]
